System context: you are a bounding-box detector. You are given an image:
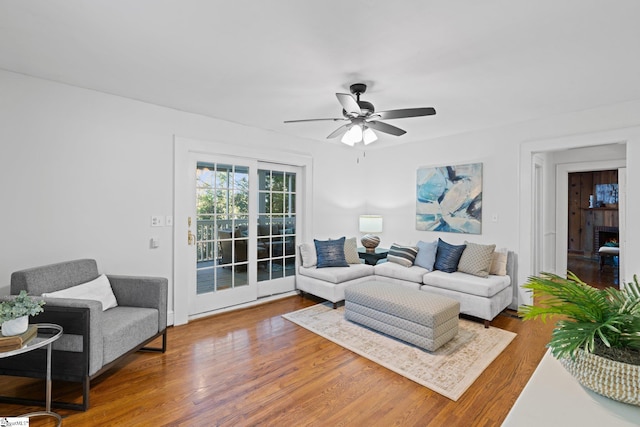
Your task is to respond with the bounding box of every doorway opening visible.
[567,170,619,289]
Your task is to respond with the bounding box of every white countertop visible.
[502,349,640,426]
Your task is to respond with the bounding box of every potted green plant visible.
[0,290,45,336]
[519,271,640,405]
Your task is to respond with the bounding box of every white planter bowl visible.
[1,315,28,336]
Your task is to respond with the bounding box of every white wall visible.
[364,103,640,306]
[2,69,640,315]
[0,71,367,316]
[362,130,518,249]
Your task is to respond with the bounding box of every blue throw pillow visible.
[314,237,349,268]
[434,239,466,273]
[415,240,438,271]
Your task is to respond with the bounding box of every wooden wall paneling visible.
[580,172,593,250]
[567,173,584,253]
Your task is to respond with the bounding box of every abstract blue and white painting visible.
[416,163,482,234]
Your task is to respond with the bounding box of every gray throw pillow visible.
[343,237,361,264]
[457,241,496,278]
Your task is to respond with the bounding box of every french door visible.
[174,137,311,324]
[177,152,301,318]
[256,163,299,297]
[189,154,257,315]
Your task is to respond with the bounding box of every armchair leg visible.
[140,330,167,353]
[82,375,90,411]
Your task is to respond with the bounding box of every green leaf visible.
[0,290,45,323]
[521,272,640,357]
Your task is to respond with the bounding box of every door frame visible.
[173,136,313,325]
[520,131,633,307]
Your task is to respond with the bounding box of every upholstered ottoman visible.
[344,281,459,351]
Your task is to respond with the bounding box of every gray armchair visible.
[0,259,168,411]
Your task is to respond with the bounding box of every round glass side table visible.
[0,323,63,427]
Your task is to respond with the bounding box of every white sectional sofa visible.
[296,239,517,327]
[372,253,516,327]
[297,237,375,308]
[297,263,374,308]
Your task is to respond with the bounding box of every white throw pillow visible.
[299,243,317,268]
[42,274,118,311]
[489,248,508,276]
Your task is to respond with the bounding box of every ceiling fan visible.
[284,83,436,146]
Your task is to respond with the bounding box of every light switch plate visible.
[151,216,164,227]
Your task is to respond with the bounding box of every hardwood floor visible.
[0,295,555,426]
[567,253,619,289]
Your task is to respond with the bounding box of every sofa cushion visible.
[434,239,466,273]
[490,248,508,276]
[299,243,317,267]
[344,237,361,264]
[101,306,158,365]
[314,237,349,268]
[415,240,438,271]
[42,274,118,311]
[422,271,511,298]
[375,261,429,283]
[298,263,373,284]
[457,242,496,278]
[387,243,419,267]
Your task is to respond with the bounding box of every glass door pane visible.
[196,162,250,294]
[257,168,297,285]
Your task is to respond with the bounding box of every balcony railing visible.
[195,217,296,263]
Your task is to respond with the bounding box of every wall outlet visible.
[151,215,164,227]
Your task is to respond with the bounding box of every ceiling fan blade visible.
[336,93,362,115]
[326,123,350,139]
[284,118,346,123]
[375,107,436,120]
[367,120,406,136]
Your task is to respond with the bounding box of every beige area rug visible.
[282,303,516,401]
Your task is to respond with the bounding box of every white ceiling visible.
[2,1,640,148]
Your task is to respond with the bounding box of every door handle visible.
[188,230,196,245]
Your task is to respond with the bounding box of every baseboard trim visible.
[187,291,298,322]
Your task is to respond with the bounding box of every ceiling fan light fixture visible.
[284,82,436,145]
[363,127,377,145]
[341,125,362,146]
